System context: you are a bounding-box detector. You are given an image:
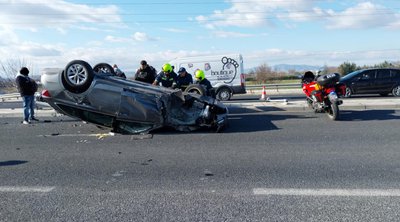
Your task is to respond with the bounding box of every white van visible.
[169,53,246,100]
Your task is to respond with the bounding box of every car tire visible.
[344,87,352,98]
[93,63,116,75]
[216,87,232,101]
[62,60,94,94]
[392,85,400,97]
[184,84,206,96]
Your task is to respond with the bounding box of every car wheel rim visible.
[67,64,87,86]
[345,87,351,97]
[219,90,229,100]
[97,67,112,73]
[394,86,400,96]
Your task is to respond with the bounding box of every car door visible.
[391,69,400,84]
[118,86,163,124]
[351,70,376,94]
[374,69,392,94]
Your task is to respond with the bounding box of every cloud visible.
[105,35,130,43]
[0,0,122,30]
[196,1,400,30]
[17,42,62,57]
[243,48,400,68]
[325,2,399,29]
[132,32,157,41]
[196,0,314,28]
[0,27,19,46]
[213,31,254,38]
[161,28,188,33]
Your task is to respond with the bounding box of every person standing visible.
[134,60,156,84]
[175,67,193,91]
[15,67,38,124]
[153,63,177,88]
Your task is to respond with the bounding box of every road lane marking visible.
[0,186,55,193]
[39,133,112,137]
[253,188,400,197]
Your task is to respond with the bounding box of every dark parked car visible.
[339,68,400,97]
[38,60,228,134]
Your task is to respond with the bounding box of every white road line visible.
[0,186,55,193]
[253,188,400,197]
[40,133,103,137]
[38,133,115,138]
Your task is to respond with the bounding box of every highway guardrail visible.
[0,93,21,102]
[246,83,301,92]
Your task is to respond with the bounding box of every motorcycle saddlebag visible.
[316,73,340,87]
[335,83,346,97]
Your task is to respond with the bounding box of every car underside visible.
[39,60,228,134]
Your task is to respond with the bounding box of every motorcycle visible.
[301,71,346,120]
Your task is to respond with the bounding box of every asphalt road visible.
[1,107,400,221]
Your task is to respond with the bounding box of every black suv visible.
[339,68,400,97]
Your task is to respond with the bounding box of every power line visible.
[0,0,329,6]
[1,11,399,25]
[5,8,399,16]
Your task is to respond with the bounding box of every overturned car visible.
[38,60,228,134]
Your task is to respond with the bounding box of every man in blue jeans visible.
[15,67,38,124]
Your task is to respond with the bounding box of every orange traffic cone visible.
[260,86,267,100]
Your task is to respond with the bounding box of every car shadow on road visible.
[225,107,314,133]
[340,109,400,121]
[0,160,28,167]
[227,114,313,133]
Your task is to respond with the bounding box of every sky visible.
[0,0,400,75]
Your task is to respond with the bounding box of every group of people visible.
[109,60,213,96]
[133,60,213,97]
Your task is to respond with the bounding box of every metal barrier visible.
[246,83,301,92]
[0,93,21,102]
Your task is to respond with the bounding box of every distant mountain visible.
[272,64,322,72]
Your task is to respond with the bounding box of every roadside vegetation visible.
[246,61,400,85]
[0,58,36,94]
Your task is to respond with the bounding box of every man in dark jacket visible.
[15,67,38,124]
[134,60,156,84]
[175,67,193,91]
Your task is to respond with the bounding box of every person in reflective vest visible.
[194,69,215,98]
[153,63,177,88]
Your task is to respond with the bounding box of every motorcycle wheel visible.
[326,103,339,120]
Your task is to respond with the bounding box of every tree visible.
[374,61,393,68]
[254,63,272,84]
[0,58,33,89]
[338,62,358,76]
